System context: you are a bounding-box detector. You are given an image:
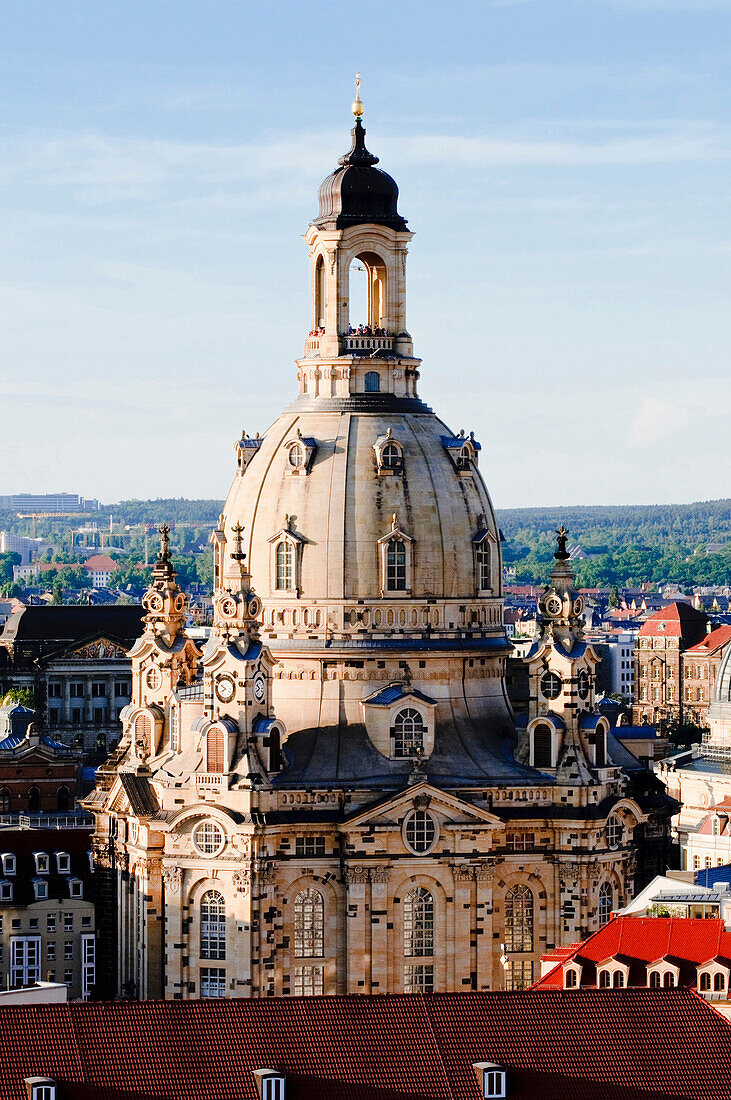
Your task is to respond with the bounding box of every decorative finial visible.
[352,72,364,119]
[391,513,398,531]
[158,523,170,562]
[231,523,245,562]
[555,524,570,562]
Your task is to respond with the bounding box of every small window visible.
[386,539,407,591]
[381,442,401,470]
[699,971,711,991]
[1,853,16,875]
[29,1084,56,1100]
[484,1069,507,1099]
[56,853,71,874]
[200,966,227,998]
[364,371,380,392]
[34,853,49,875]
[391,708,425,758]
[288,442,305,469]
[69,879,83,899]
[565,968,577,988]
[613,970,625,988]
[663,971,675,988]
[456,444,472,471]
[261,1076,285,1100]
[63,914,73,932]
[64,940,73,960]
[33,880,48,900]
[47,914,56,933]
[540,671,562,700]
[0,881,12,902]
[46,943,56,962]
[598,969,611,988]
[275,541,293,591]
[193,821,225,857]
[605,815,623,848]
[476,540,491,591]
[577,669,590,700]
[294,964,324,996]
[532,724,553,769]
[295,836,326,857]
[714,972,725,992]
[404,810,437,854]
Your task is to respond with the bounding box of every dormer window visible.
[269,526,304,594]
[605,814,624,849]
[68,878,83,899]
[34,853,49,875]
[378,516,413,596]
[530,720,558,769]
[442,431,480,472]
[473,1064,507,1100]
[24,1079,56,1100]
[473,530,496,594]
[253,1071,286,1100]
[33,879,48,900]
[56,853,70,874]
[364,371,380,392]
[288,442,305,469]
[373,429,403,475]
[1,853,16,875]
[0,880,12,901]
[284,431,317,476]
[391,708,425,758]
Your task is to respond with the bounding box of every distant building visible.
[82,555,117,588]
[0,709,81,815]
[0,825,95,999]
[0,606,143,753]
[0,533,55,566]
[682,625,731,727]
[591,630,636,698]
[632,602,711,727]
[0,494,98,513]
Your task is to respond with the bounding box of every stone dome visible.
[313,119,407,232]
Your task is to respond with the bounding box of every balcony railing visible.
[342,335,393,354]
[196,773,224,789]
[0,813,95,830]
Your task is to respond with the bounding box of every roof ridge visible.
[420,993,458,1100]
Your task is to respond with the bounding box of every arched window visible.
[207,726,225,773]
[605,814,623,848]
[699,971,711,991]
[386,539,407,591]
[28,787,41,814]
[275,541,293,590]
[295,888,324,958]
[288,442,305,469]
[404,887,434,992]
[381,442,401,469]
[456,444,472,471]
[714,972,725,992]
[663,971,675,988]
[613,970,625,988]
[134,713,151,758]
[200,890,226,960]
[650,970,661,988]
[314,254,325,328]
[598,882,613,926]
[505,884,533,952]
[364,371,380,393]
[565,968,577,988]
[391,709,425,758]
[56,786,71,813]
[0,787,10,813]
[599,969,611,988]
[476,541,491,591]
[532,724,553,769]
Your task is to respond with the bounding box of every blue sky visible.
[2,0,729,507]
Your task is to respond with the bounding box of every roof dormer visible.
[472,1062,507,1099]
[253,1069,285,1100]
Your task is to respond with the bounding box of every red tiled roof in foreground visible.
[534,917,731,991]
[0,991,729,1100]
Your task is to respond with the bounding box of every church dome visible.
[314,119,407,232]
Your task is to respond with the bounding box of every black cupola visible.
[313,118,408,232]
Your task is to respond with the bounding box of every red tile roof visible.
[638,602,709,641]
[82,555,117,573]
[687,625,731,656]
[534,917,731,990]
[0,991,728,1100]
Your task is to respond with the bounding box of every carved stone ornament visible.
[344,865,370,886]
[233,869,251,895]
[138,856,162,876]
[369,865,391,883]
[451,861,495,883]
[559,861,582,883]
[257,861,277,886]
[473,862,496,882]
[413,793,431,811]
[162,865,182,894]
[451,863,474,883]
[92,842,113,870]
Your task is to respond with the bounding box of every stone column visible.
[475,864,496,991]
[450,863,473,992]
[369,866,390,995]
[162,864,184,1000]
[344,866,369,993]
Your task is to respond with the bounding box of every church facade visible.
[87,90,673,1001]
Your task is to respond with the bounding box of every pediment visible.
[46,634,131,662]
[344,781,502,830]
[107,776,132,815]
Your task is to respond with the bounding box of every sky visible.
[1,0,730,509]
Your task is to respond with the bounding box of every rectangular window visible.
[295,836,326,857]
[48,682,63,698]
[91,682,106,697]
[47,943,56,962]
[56,853,70,874]
[115,681,131,697]
[64,941,73,960]
[506,832,535,852]
[404,963,434,993]
[1,881,15,902]
[81,934,95,998]
[70,682,84,698]
[63,914,73,933]
[386,539,407,591]
[1,854,16,875]
[34,880,48,900]
[71,708,82,725]
[34,853,49,874]
[505,959,534,991]
[48,709,60,725]
[200,967,226,998]
[47,914,56,934]
[68,879,83,899]
[64,969,73,985]
[294,964,324,996]
[10,936,41,987]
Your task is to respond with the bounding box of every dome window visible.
[442,430,480,473]
[404,809,437,854]
[373,428,403,476]
[473,529,497,594]
[268,522,305,595]
[540,671,562,700]
[530,721,556,769]
[577,669,590,700]
[285,431,317,476]
[364,371,381,392]
[235,429,263,476]
[378,515,413,596]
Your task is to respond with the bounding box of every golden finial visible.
[352,72,364,119]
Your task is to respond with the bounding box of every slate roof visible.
[0,605,143,646]
[118,773,159,817]
[363,684,436,707]
[0,990,728,1100]
[615,725,658,740]
[534,916,731,991]
[0,828,93,906]
[696,864,731,888]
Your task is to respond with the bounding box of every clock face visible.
[253,675,265,703]
[545,595,562,617]
[145,592,164,613]
[220,596,237,619]
[216,676,235,703]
